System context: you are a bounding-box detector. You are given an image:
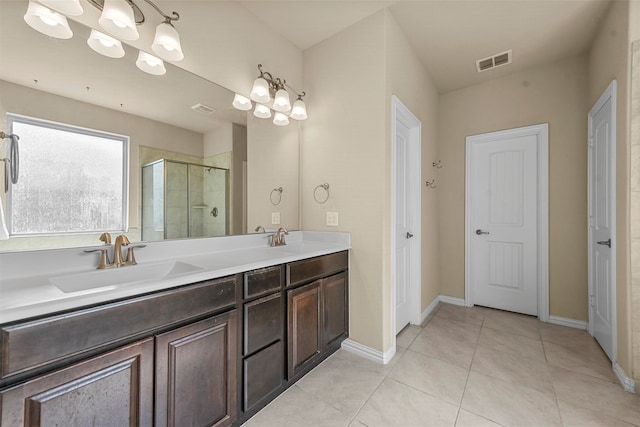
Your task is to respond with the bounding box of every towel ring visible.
[313,183,330,204]
[270,187,283,205]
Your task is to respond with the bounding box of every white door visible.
[588,81,616,361]
[467,128,541,316]
[393,96,421,335]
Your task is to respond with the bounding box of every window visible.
[6,114,128,235]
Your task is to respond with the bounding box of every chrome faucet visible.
[270,227,289,247]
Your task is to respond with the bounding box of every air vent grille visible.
[191,103,216,114]
[476,50,512,73]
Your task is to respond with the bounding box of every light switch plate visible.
[326,212,339,227]
[271,212,280,225]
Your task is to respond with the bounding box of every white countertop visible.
[0,231,350,324]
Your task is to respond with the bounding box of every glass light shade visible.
[250,77,270,103]
[290,99,308,120]
[151,22,184,61]
[232,94,252,111]
[273,112,289,126]
[99,0,139,41]
[24,1,73,39]
[272,88,291,112]
[39,0,83,16]
[253,104,272,119]
[87,29,125,58]
[136,51,166,75]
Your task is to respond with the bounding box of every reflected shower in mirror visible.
[0,1,299,252]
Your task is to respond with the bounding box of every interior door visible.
[468,130,538,316]
[395,117,413,334]
[589,82,616,361]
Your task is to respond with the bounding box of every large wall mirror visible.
[0,1,299,252]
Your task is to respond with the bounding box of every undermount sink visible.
[49,261,204,294]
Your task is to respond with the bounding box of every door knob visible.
[406,232,414,239]
[475,229,489,235]
[597,238,611,248]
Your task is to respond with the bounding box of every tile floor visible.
[242,303,640,427]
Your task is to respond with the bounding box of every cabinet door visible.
[287,281,321,379]
[243,341,283,411]
[322,271,349,350]
[155,310,238,427]
[0,338,154,427]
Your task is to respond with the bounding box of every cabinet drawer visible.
[1,275,238,381]
[244,293,282,356]
[243,341,283,411]
[287,251,348,287]
[244,266,282,299]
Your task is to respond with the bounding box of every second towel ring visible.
[313,183,330,204]
[270,187,283,205]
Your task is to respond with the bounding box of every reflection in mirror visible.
[0,2,299,252]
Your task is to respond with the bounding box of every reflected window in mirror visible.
[6,113,128,236]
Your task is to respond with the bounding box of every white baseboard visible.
[613,362,637,394]
[420,296,441,324]
[438,295,466,306]
[420,295,466,324]
[341,338,396,365]
[548,315,588,330]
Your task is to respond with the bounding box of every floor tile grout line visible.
[454,314,485,426]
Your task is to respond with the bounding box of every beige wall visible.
[438,55,590,320]
[384,12,440,348]
[588,0,632,378]
[302,11,388,351]
[302,10,440,353]
[247,115,299,233]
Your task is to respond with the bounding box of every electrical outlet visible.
[271,212,280,225]
[326,212,339,227]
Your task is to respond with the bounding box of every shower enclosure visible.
[142,159,229,241]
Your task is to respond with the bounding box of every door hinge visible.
[588,136,594,148]
[589,216,595,227]
[589,294,595,308]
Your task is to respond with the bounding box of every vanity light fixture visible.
[235,64,308,126]
[23,0,184,74]
[24,0,73,39]
[135,51,166,75]
[87,29,125,58]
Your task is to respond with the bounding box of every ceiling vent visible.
[191,103,216,114]
[476,50,512,73]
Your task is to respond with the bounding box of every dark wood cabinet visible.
[287,281,322,378]
[0,338,154,426]
[155,310,237,427]
[286,252,349,380]
[322,271,349,351]
[240,266,284,416]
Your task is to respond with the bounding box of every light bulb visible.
[250,77,270,103]
[136,51,166,75]
[24,1,72,39]
[99,0,139,40]
[254,104,272,119]
[273,112,289,126]
[87,29,125,58]
[39,0,83,16]
[152,22,184,61]
[232,94,252,111]
[290,99,308,120]
[273,88,291,112]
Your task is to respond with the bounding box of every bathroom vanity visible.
[0,231,350,426]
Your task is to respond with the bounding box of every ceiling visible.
[240,0,612,93]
